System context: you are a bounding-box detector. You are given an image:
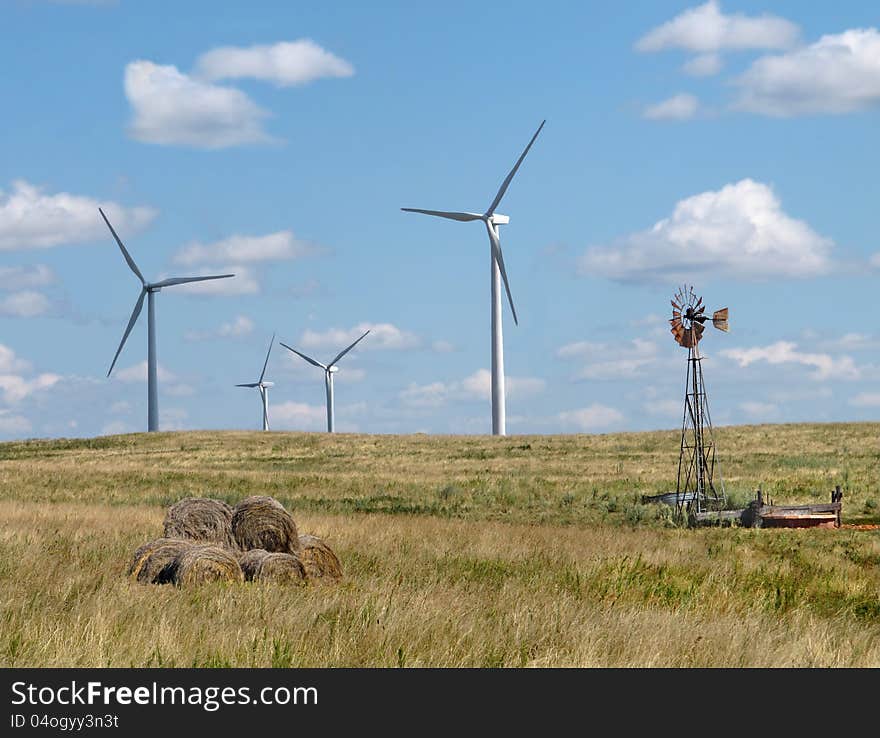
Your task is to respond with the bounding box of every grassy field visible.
[1,423,879,667]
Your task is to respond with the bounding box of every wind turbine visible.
[236,333,275,431]
[402,120,545,436]
[99,207,234,432]
[280,330,370,433]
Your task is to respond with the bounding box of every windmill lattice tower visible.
[669,285,730,519]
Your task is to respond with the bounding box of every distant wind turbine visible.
[236,333,275,431]
[280,330,370,433]
[402,120,545,435]
[100,207,234,432]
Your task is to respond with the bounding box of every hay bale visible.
[172,544,244,587]
[298,534,343,582]
[128,538,194,584]
[163,497,235,547]
[231,496,299,554]
[238,548,307,584]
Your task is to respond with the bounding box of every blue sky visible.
[1,0,880,437]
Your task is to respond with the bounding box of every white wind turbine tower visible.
[280,330,370,433]
[236,333,275,431]
[402,120,545,436]
[100,207,234,432]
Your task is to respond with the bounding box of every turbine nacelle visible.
[327,366,340,374]
[488,213,509,225]
[261,381,274,388]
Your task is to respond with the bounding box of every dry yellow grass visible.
[0,426,878,667]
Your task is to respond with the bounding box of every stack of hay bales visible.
[128,495,342,587]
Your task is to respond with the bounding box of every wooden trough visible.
[694,487,843,528]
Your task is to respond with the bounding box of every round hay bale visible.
[237,548,271,580]
[239,548,307,584]
[163,497,235,547]
[298,534,343,582]
[231,496,299,554]
[172,544,244,587]
[128,538,194,584]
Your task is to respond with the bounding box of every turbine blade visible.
[236,382,260,388]
[330,330,370,367]
[258,333,274,383]
[107,288,146,376]
[401,208,483,222]
[99,207,145,286]
[486,120,545,216]
[151,274,235,288]
[280,342,326,370]
[485,221,518,325]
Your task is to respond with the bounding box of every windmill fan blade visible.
[108,288,146,376]
[236,383,260,388]
[671,299,681,310]
[99,207,145,286]
[713,307,730,332]
[485,220,518,325]
[486,120,546,216]
[330,330,371,367]
[259,333,275,383]
[151,274,235,288]
[400,208,483,222]
[280,342,326,370]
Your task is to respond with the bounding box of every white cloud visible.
[721,341,860,381]
[0,372,61,404]
[0,410,31,435]
[301,322,420,352]
[644,398,682,418]
[173,231,315,266]
[557,404,625,431]
[580,179,833,283]
[643,93,699,120]
[125,60,273,148]
[399,369,545,408]
[740,401,779,420]
[0,345,30,374]
[0,264,55,288]
[431,340,455,353]
[558,338,660,380]
[195,40,354,87]
[635,1,799,54]
[849,393,880,408]
[185,315,254,342]
[170,266,259,296]
[682,53,722,76]
[0,180,155,251]
[0,291,51,318]
[271,401,329,431]
[735,29,880,116]
[113,361,177,383]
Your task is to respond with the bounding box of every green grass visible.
[1,423,879,667]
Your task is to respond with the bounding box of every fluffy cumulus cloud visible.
[735,29,880,116]
[125,61,272,148]
[643,93,699,120]
[301,323,420,352]
[739,401,780,420]
[636,1,799,54]
[0,410,31,435]
[721,341,860,381]
[557,338,660,380]
[195,40,354,87]
[0,344,61,405]
[557,404,625,431]
[682,53,723,77]
[173,231,315,265]
[0,180,155,251]
[580,179,833,283]
[399,369,545,408]
[185,315,254,342]
[0,264,55,288]
[0,290,52,318]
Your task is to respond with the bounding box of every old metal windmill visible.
[669,285,730,520]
